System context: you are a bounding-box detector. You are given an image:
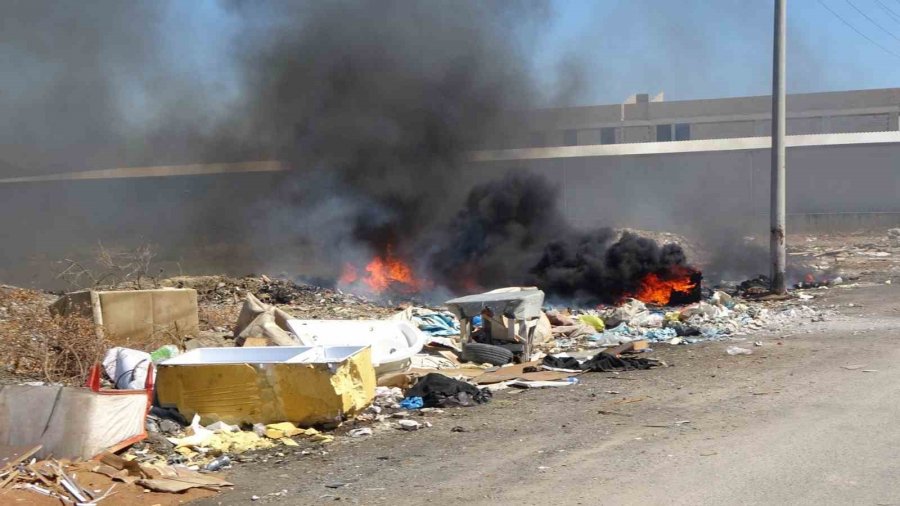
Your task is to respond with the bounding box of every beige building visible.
[504,88,900,149]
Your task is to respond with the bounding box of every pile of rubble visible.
[0,446,231,504]
[159,275,396,320]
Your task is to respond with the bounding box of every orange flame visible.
[339,263,359,284]
[630,267,698,305]
[340,247,430,294]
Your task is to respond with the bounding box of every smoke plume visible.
[431,172,694,304]
[215,0,550,277]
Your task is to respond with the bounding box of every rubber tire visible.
[497,343,525,354]
[461,342,514,366]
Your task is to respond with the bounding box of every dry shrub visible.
[56,242,161,291]
[0,287,110,385]
[107,321,188,355]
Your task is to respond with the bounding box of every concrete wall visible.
[470,142,900,235]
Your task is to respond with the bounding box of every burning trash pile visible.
[0,261,835,504]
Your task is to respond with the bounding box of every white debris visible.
[397,419,421,431]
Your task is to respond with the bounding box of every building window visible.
[600,127,616,145]
[563,129,578,146]
[656,124,672,142]
[675,123,691,141]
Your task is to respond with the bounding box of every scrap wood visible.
[91,464,140,484]
[606,341,636,357]
[0,469,19,489]
[99,452,152,478]
[136,472,232,493]
[473,361,579,385]
[51,461,93,503]
[0,445,42,474]
[27,463,68,496]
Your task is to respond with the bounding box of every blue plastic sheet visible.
[413,312,460,337]
[400,396,424,410]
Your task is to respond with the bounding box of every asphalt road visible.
[203,283,900,505]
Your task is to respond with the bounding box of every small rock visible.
[251,495,260,501]
[158,419,182,434]
[450,426,468,432]
[398,419,421,431]
[349,428,373,437]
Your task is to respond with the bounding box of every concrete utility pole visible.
[770,0,787,294]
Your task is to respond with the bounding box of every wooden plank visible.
[606,342,635,357]
[0,469,19,489]
[0,445,41,475]
[632,340,649,352]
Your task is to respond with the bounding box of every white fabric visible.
[0,385,147,459]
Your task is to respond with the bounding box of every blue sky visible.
[535,0,900,105]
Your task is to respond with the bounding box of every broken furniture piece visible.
[0,367,153,459]
[50,288,199,343]
[155,346,375,426]
[445,287,545,359]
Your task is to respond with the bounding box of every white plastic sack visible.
[103,347,153,389]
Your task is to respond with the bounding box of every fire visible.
[630,266,699,305]
[339,263,359,284]
[339,247,430,294]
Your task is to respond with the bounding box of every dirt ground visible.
[193,275,900,505]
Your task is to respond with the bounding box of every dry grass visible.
[199,304,241,332]
[0,287,111,385]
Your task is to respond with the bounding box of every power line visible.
[845,0,900,44]
[817,0,900,59]
[874,0,900,23]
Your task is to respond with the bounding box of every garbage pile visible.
[540,291,830,352]
[0,274,833,503]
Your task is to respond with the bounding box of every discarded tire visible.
[461,343,513,366]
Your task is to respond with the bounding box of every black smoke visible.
[430,172,695,304]
[212,0,553,277]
